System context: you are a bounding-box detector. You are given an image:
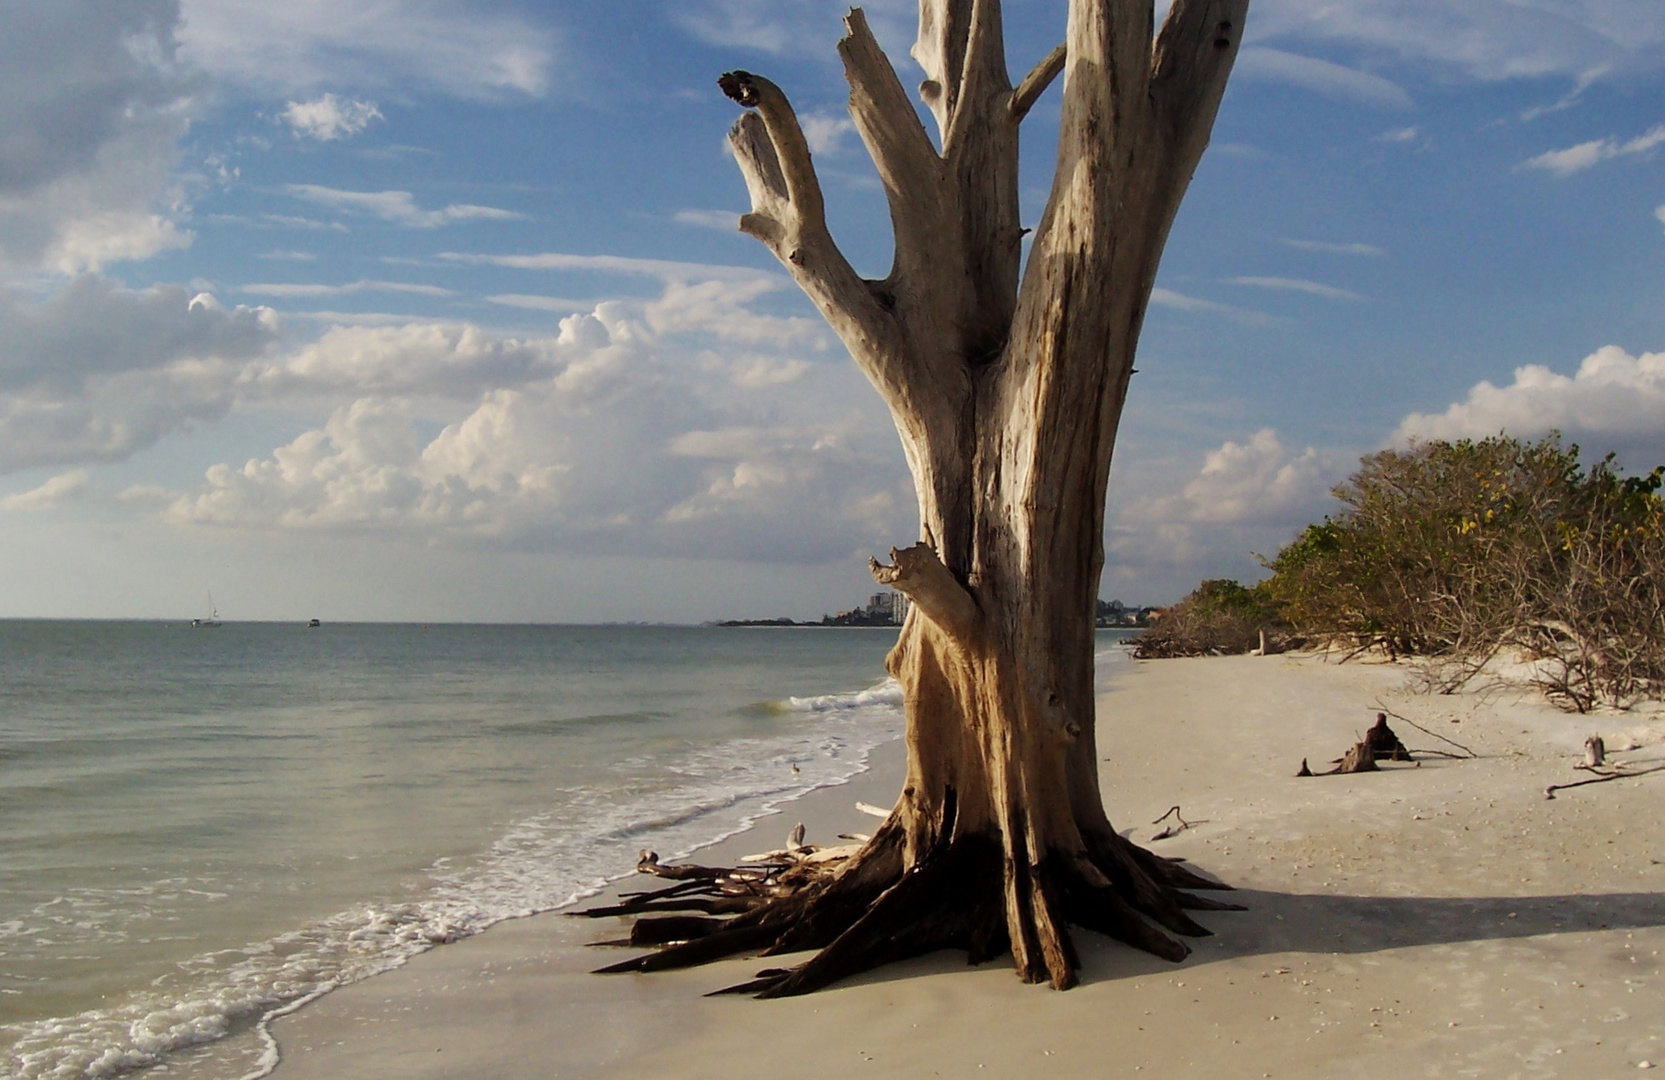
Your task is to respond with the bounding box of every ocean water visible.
[0,622,915,1080]
[1,622,1136,1080]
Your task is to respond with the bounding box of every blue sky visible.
[1,0,1663,621]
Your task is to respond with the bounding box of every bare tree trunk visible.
[617,0,1248,995]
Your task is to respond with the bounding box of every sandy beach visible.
[264,653,1665,1078]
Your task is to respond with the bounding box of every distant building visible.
[1096,598,1154,628]
[822,588,910,627]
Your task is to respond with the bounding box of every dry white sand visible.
[267,654,1665,1079]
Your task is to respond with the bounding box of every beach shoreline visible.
[263,653,1665,1079]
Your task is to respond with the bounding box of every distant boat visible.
[307,618,321,628]
[191,592,222,628]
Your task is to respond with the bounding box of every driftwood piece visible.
[1328,741,1378,774]
[636,851,724,880]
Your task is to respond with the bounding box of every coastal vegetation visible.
[1136,434,1665,713]
[597,0,1250,995]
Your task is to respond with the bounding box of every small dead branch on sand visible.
[1545,761,1665,799]
[1373,701,1478,759]
[1149,806,1209,841]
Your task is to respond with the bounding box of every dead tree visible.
[609,0,1249,995]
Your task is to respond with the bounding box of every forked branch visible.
[720,70,905,393]
[870,542,980,642]
[718,72,826,246]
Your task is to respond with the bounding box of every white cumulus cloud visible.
[1103,429,1342,591]
[1394,344,1665,467]
[282,94,383,141]
[1180,430,1332,526]
[164,301,909,559]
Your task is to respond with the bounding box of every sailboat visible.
[191,591,223,628]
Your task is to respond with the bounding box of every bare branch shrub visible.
[1246,434,1665,709]
[1133,579,1290,658]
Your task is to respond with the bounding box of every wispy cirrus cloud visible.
[1234,47,1413,109]
[178,0,556,99]
[673,209,741,231]
[1149,287,1273,326]
[1227,276,1363,302]
[1248,0,1665,83]
[437,250,774,283]
[240,280,455,298]
[799,112,856,155]
[1520,65,1610,122]
[1282,239,1386,257]
[285,185,520,227]
[2,469,90,511]
[1522,124,1665,175]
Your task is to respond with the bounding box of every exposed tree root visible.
[582,819,1240,996]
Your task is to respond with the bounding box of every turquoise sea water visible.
[0,622,912,1080]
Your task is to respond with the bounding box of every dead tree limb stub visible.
[590,0,1250,996]
[1365,713,1412,762]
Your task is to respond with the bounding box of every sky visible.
[0,0,1663,623]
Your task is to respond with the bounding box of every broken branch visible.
[1011,43,1067,121]
[1375,701,1477,758]
[869,541,980,642]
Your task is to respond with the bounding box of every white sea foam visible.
[785,677,903,712]
[5,681,904,1080]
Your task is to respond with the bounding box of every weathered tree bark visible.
[610,0,1249,995]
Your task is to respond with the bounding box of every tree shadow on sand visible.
[1188,888,1665,962]
[777,887,1665,992]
